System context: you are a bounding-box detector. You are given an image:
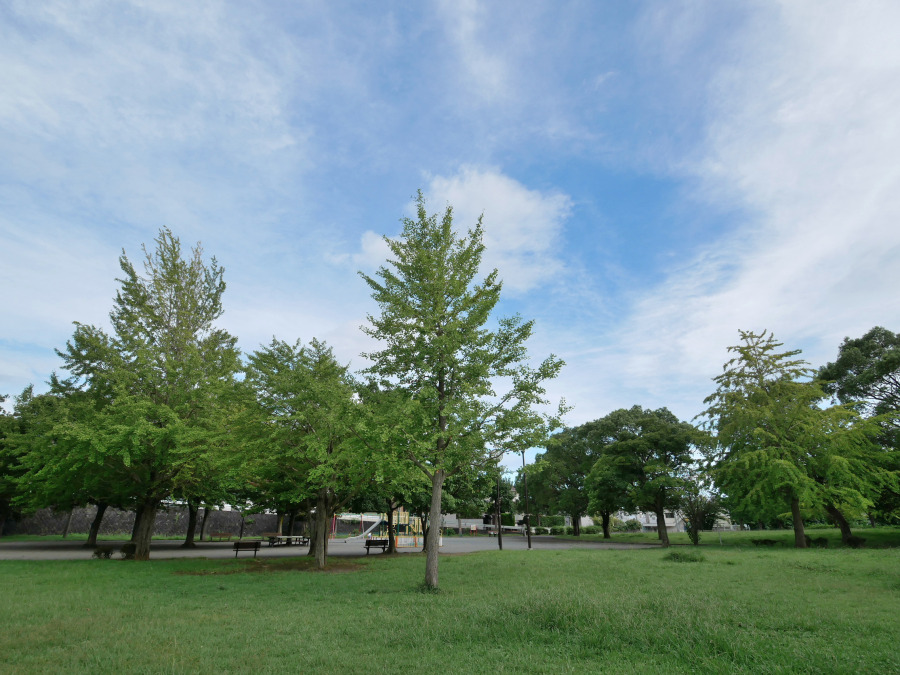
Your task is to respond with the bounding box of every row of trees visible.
[0,192,565,589]
[526,328,899,547]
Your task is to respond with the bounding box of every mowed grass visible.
[1,547,899,674]
[562,526,900,549]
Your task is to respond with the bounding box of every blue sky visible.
[2,1,899,467]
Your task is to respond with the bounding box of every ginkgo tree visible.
[360,191,566,589]
[53,228,241,560]
[699,330,888,547]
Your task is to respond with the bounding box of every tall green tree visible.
[699,330,888,547]
[529,425,604,536]
[54,228,240,559]
[241,338,371,569]
[0,394,23,532]
[819,327,900,523]
[360,191,565,589]
[586,406,695,546]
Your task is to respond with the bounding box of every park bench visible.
[365,538,389,554]
[209,532,232,541]
[233,541,261,558]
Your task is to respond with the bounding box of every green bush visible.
[581,526,601,535]
[541,515,565,527]
[501,512,515,527]
[549,526,573,535]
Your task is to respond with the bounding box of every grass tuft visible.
[664,549,705,563]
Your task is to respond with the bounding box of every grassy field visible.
[1,545,898,674]
[560,526,900,549]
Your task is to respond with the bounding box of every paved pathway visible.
[0,535,658,561]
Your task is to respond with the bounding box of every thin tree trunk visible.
[181,501,199,548]
[84,503,108,547]
[655,498,670,547]
[790,496,807,548]
[287,510,297,536]
[824,503,854,544]
[132,500,159,561]
[199,505,211,541]
[601,511,611,539]
[387,500,396,554]
[276,511,285,536]
[424,470,445,589]
[315,490,330,570]
[572,514,581,537]
[307,513,318,558]
[496,477,503,551]
[61,509,75,538]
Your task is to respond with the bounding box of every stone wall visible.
[2,504,284,538]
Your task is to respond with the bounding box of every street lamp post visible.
[521,450,532,550]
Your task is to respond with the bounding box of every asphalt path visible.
[0,535,658,561]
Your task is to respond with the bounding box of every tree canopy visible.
[360,191,565,589]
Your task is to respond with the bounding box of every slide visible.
[343,516,383,541]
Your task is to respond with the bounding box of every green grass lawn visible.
[560,526,900,549]
[1,547,898,674]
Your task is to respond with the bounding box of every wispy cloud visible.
[567,0,900,422]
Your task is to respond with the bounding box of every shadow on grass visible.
[173,557,368,576]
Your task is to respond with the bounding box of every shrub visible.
[581,526,601,535]
[619,519,641,532]
[664,550,705,563]
[500,512,515,527]
[542,515,565,527]
[549,526,573,535]
[120,542,136,560]
[845,536,866,549]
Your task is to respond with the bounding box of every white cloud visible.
[345,167,572,295]
[425,167,572,294]
[575,0,900,421]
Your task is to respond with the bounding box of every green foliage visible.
[45,229,241,559]
[681,479,721,545]
[699,330,891,547]
[359,191,566,587]
[586,405,697,544]
[819,326,900,523]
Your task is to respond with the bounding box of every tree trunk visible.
[61,509,75,538]
[315,490,330,570]
[495,480,503,551]
[655,498,670,547]
[199,506,210,541]
[131,504,144,540]
[287,510,297,536]
[825,503,854,544]
[132,500,159,560]
[601,511,611,539]
[387,500,397,554]
[307,514,318,558]
[276,511,285,536]
[572,514,581,537]
[84,503,108,547]
[790,496,807,548]
[181,501,199,548]
[424,470,445,589]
